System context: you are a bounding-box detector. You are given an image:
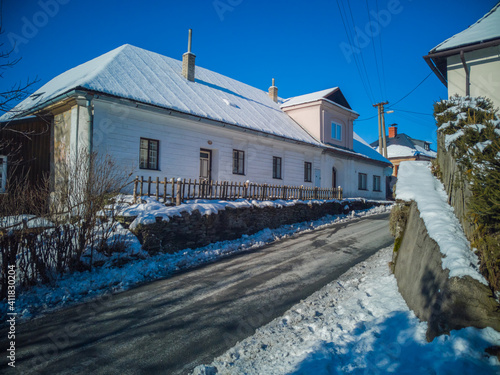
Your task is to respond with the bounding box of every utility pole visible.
[373,101,389,158]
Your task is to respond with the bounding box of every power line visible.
[388,72,433,108]
[392,108,434,116]
[335,0,375,104]
[345,0,376,103]
[355,114,378,122]
[365,0,383,100]
[375,0,387,99]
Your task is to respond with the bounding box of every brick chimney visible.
[182,29,196,82]
[389,124,397,138]
[268,78,278,103]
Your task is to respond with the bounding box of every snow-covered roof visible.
[371,133,436,159]
[281,87,339,107]
[431,3,500,52]
[281,87,358,115]
[2,44,391,165]
[1,44,322,146]
[353,132,392,164]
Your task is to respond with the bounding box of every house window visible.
[331,122,342,141]
[358,173,367,190]
[140,138,159,170]
[233,149,245,175]
[273,156,282,179]
[373,175,381,192]
[304,162,312,182]
[0,156,6,193]
[424,143,430,151]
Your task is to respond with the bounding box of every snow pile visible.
[194,247,500,374]
[116,195,385,230]
[395,161,487,285]
[0,203,392,322]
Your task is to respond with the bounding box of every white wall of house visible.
[321,153,387,200]
[89,98,388,199]
[447,46,500,108]
[92,99,323,192]
[90,98,388,200]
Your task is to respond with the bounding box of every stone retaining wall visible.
[125,200,384,254]
[392,201,500,341]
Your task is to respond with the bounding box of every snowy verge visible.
[1,204,392,323]
[193,247,500,375]
[395,161,487,285]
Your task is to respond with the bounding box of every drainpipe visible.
[460,50,470,97]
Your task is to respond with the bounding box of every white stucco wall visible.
[447,45,500,109]
[90,98,387,199]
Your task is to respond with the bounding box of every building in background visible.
[424,3,500,108]
[370,124,436,177]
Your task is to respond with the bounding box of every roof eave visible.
[424,37,500,88]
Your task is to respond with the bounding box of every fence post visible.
[133,176,139,203]
[164,177,167,203]
[313,187,318,200]
[171,178,175,205]
[176,178,182,206]
[244,181,249,199]
[299,185,303,200]
[147,176,152,197]
[156,177,160,201]
[139,176,144,198]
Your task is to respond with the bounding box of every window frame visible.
[358,173,368,190]
[272,156,282,179]
[139,137,160,171]
[0,155,7,193]
[232,149,245,175]
[331,122,342,141]
[373,175,381,192]
[304,161,312,182]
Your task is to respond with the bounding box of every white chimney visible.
[182,29,196,82]
[268,78,278,103]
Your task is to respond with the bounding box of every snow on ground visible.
[0,200,391,323]
[193,246,500,375]
[395,161,487,285]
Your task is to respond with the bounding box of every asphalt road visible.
[0,212,392,375]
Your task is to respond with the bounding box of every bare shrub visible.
[0,150,133,299]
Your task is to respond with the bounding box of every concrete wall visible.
[393,201,500,341]
[447,45,500,109]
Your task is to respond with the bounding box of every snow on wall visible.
[395,161,487,285]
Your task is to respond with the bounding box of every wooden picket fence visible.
[132,176,343,206]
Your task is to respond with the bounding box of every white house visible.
[1,41,391,200]
[424,3,500,109]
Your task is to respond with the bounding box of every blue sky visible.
[1,0,498,148]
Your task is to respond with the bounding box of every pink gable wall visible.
[283,99,358,149]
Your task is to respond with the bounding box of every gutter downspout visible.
[460,50,470,97]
